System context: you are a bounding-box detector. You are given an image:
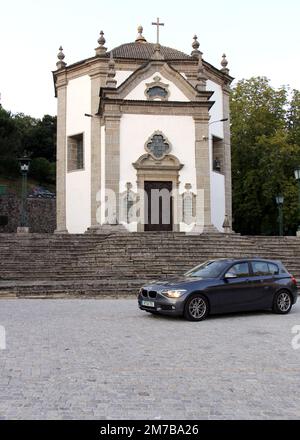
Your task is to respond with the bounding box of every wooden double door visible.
[144,181,173,232]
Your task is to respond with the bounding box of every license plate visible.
[142,301,155,308]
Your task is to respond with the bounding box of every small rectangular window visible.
[212,136,224,174]
[67,133,84,172]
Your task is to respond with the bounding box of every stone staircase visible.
[0,232,299,297]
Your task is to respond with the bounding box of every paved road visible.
[0,299,300,420]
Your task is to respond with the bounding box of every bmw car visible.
[138,259,298,321]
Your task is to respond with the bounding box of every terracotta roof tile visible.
[108,42,191,60]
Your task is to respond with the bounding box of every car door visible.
[209,262,253,313]
[247,261,277,309]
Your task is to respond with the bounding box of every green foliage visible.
[231,77,300,235]
[0,106,56,181]
[30,157,54,184]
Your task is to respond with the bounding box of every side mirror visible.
[224,272,238,280]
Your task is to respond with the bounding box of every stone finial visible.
[151,43,164,60]
[56,46,66,69]
[135,25,147,43]
[221,53,229,74]
[106,51,117,88]
[191,35,202,58]
[222,214,231,234]
[195,54,207,92]
[95,30,107,56]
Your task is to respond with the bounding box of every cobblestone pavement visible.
[0,299,300,420]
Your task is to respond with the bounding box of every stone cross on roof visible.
[152,17,165,45]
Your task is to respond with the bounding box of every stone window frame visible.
[67,132,85,173]
[145,130,172,161]
[144,76,170,101]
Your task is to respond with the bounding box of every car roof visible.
[212,258,282,264]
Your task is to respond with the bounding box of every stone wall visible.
[0,195,56,233]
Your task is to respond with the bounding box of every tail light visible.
[291,275,297,286]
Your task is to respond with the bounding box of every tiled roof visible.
[108,42,192,61]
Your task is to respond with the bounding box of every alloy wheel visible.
[188,297,207,319]
[277,292,291,312]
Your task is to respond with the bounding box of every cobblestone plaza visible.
[0,299,299,419]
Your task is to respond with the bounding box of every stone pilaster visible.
[223,87,233,230]
[55,75,68,234]
[89,70,106,230]
[105,114,123,226]
[191,115,219,234]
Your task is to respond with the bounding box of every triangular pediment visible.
[100,61,210,102]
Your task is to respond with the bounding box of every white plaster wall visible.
[211,171,225,231]
[119,114,196,194]
[125,72,189,101]
[119,114,196,232]
[100,125,106,225]
[207,79,224,139]
[66,75,91,233]
[207,80,225,231]
[115,70,133,87]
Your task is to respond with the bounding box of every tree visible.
[30,158,53,184]
[231,77,300,235]
[288,89,300,146]
[0,107,57,180]
[14,113,56,161]
[0,107,20,176]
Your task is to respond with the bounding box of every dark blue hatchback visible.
[138,259,298,321]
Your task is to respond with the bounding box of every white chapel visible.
[53,22,233,234]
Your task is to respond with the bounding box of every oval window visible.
[147,86,168,99]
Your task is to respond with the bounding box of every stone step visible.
[1,232,300,297]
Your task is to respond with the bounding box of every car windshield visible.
[185,260,228,279]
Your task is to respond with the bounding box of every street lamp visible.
[294,166,300,236]
[275,195,284,236]
[18,153,31,233]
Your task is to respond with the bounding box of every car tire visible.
[272,290,293,314]
[184,294,209,322]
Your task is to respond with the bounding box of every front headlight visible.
[161,289,187,298]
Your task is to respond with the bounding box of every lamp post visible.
[294,167,300,236]
[18,154,31,233]
[275,195,284,236]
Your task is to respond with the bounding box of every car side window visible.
[268,263,279,275]
[251,261,270,276]
[226,263,250,278]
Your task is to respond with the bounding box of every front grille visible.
[148,291,157,299]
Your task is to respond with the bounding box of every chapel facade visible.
[53,23,234,234]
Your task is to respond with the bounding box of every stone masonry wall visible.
[0,195,56,233]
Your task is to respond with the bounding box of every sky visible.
[0,0,299,118]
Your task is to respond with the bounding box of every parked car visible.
[28,187,56,199]
[138,259,298,321]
